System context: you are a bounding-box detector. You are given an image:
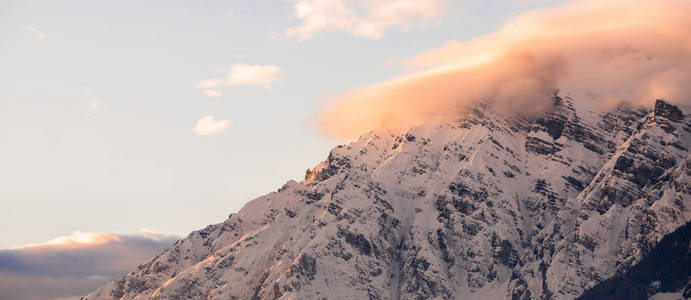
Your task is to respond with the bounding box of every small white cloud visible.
[194,63,283,89]
[139,228,179,241]
[226,64,283,87]
[202,89,223,98]
[286,0,446,41]
[81,100,110,118]
[24,26,46,40]
[193,115,231,136]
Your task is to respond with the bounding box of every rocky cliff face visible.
[577,221,691,300]
[82,96,690,300]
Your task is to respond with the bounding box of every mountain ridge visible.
[83,95,690,300]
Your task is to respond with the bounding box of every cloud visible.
[316,0,691,140]
[202,89,223,98]
[138,228,178,240]
[24,26,46,40]
[81,100,110,118]
[195,63,283,89]
[16,231,121,248]
[286,0,446,40]
[193,115,232,136]
[0,230,177,300]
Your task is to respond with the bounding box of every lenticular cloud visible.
[317,0,691,140]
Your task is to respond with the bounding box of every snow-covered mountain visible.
[83,95,690,300]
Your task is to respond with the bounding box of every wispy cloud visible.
[23,26,46,40]
[286,0,446,40]
[316,0,691,140]
[193,115,231,136]
[81,100,110,118]
[15,231,121,249]
[138,228,178,240]
[195,63,283,89]
[0,230,177,300]
[202,89,223,98]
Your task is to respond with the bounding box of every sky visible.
[0,0,569,249]
[3,1,691,299]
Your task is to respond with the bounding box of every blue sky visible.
[0,0,569,248]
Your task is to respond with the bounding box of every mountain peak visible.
[82,96,690,300]
[654,98,684,122]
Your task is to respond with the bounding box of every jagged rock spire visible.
[654,98,684,122]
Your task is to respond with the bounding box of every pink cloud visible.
[316,0,691,140]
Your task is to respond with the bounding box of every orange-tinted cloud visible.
[317,0,691,140]
[14,231,121,249]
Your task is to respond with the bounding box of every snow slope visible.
[83,96,690,300]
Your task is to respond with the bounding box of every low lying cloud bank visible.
[317,0,691,140]
[0,230,177,300]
